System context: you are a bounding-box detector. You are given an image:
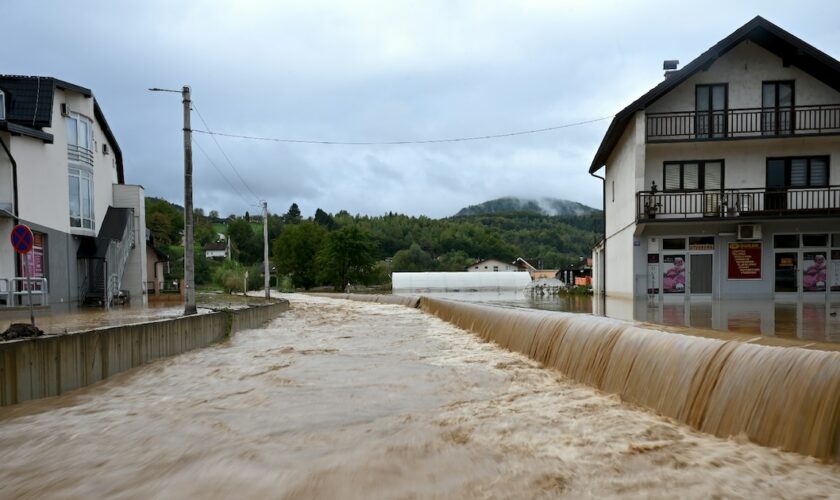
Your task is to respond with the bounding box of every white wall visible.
[647,40,840,114]
[467,259,515,272]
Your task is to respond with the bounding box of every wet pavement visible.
[0,294,838,498]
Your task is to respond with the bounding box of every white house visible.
[0,75,146,306]
[467,259,516,272]
[590,17,840,301]
[204,241,229,260]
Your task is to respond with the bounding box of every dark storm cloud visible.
[5,0,839,218]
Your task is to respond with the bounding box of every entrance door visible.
[775,252,798,293]
[690,254,713,294]
[696,84,727,138]
[762,81,794,135]
[766,158,788,212]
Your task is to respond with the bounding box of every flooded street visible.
[1,294,838,498]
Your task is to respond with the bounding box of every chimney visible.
[663,59,679,78]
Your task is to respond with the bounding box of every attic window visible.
[0,90,5,120]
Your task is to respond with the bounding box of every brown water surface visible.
[0,294,838,498]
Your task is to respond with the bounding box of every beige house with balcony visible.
[0,76,146,306]
[590,17,840,301]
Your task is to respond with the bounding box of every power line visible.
[192,102,261,202]
[190,115,612,146]
[192,136,253,208]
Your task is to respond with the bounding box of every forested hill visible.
[454,197,600,217]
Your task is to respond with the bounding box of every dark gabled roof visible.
[204,242,227,251]
[0,75,124,183]
[589,16,840,174]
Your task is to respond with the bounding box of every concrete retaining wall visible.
[0,300,289,407]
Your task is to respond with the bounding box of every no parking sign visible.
[11,224,34,255]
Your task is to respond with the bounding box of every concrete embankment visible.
[0,300,289,407]
[308,293,421,308]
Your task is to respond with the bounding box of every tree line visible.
[145,197,602,291]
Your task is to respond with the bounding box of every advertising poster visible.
[647,254,659,294]
[803,251,828,292]
[831,250,840,292]
[662,255,686,294]
[17,233,45,290]
[728,242,762,280]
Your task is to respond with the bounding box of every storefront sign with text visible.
[728,242,762,280]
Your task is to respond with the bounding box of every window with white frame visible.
[69,167,94,230]
[67,113,95,230]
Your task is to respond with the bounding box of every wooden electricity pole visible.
[262,200,270,299]
[182,86,197,315]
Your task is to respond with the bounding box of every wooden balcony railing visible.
[645,104,840,142]
[637,186,840,221]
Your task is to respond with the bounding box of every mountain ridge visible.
[454,197,600,217]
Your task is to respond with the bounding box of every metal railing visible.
[645,104,840,142]
[637,186,840,221]
[67,144,95,166]
[104,211,135,306]
[2,277,49,307]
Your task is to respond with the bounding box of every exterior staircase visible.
[80,207,135,307]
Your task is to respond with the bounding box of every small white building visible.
[204,242,228,260]
[590,17,840,301]
[466,259,515,272]
[0,76,146,306]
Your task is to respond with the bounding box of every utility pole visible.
[262,200,270,299]
[182,86,197,315]
[150,85,196,315]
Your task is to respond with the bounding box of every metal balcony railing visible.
[645,104,840,142]
[67,144,94,166]
[637,186,840,221]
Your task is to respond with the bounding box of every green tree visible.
[391,243,434,272]
[318,225,376,290]
[284,203,302,224]
[228,218,261,265]
[437,250,473,271]
[314,208,336,230]
[273,222,328,290]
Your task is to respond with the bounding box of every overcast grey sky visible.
[5,1,839,218]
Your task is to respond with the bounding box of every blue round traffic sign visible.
[11,224,34,255]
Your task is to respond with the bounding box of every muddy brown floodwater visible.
[1,294,838,498]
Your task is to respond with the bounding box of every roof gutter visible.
[590,169,605,295]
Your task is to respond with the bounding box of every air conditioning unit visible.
[737,224,762,240]
[60,103,70,116]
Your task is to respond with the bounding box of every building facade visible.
[0,76,146,306]
[467,259,516,272]
[590,17,840,301]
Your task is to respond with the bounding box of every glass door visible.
[766,159,788,212]
[774,252,798,293]
[690,254,713,294]
[696,85,727,138]
[762,81,794,135]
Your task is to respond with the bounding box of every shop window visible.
[773,234,799,249]
[689,236,715,251]
[832,234,840,248]
[802,234,828,247]
[662,238,686,250]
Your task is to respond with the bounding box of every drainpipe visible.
[590,169,606,296]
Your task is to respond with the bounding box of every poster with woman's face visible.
[803,252,827,292]
[662,255,686,294]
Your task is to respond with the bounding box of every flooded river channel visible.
[1,294,838,498]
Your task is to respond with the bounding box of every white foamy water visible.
[0,294,837,498]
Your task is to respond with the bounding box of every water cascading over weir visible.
[416,297,840,462]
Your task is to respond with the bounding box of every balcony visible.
[67,144,94,167]
[637,186,840,222]
[645,104,840,142]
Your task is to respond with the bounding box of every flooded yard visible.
[0,294,837,498]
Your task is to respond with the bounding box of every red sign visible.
[10,224,34,255]
[728,242,762,280]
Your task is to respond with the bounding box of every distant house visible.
[466,259,515,272]
[0,75,146,306]
[145,230,169,294]
[204,242,228,260]
[514,257,558,280]
[557,258,593,286]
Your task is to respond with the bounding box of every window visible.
[774,234,799,248]
[0,90,5,120]
[695,84,727,138]
[802,234,828,247]
[66,113,93,150]
[662,238,686,250]
[766,156,829,188]
[663,160,723,191]
[762,81,794,135]
[493,266,499,272]
[69,167,94,230]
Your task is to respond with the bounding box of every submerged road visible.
[0,295,838,498]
